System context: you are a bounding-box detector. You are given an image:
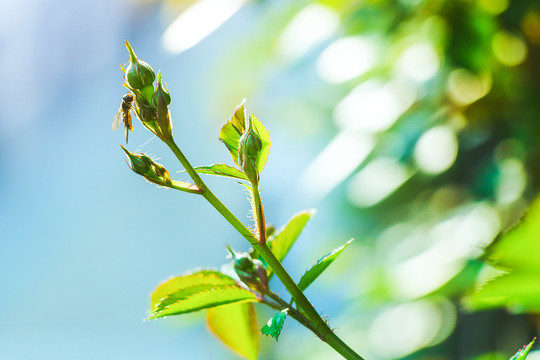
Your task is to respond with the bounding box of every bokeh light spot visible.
[162,0,245,54]
[335,80,416,133]
[368,300,446,358]
[316,36,378,84]
[522,11,540,44]
[395,42,440,83]
[447,69,492,105]
[477,0,509,15]
[414,126,458,174]
[348,158,411,207]
[492,31,528,67]
[276,4,339,63]
[496,158,526,204]
[299,131,375,201]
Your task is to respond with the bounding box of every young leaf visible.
[297,239,353,292]
[208,303,259,360]
[151,270,237,309]
[268,210,316,265]
[149,270,257,319]
[261,309,288,341]
[510,338,536,360]
[188,164,249,181]
[250,115,271,173]
[219,100,247,167]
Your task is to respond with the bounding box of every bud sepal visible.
[124,41,155,94]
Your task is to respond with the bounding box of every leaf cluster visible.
[136,100,354,359]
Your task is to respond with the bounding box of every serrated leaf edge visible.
[150,284,257,319]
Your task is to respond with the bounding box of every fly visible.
[112,93,136,143]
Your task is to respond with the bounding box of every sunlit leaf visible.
[297,239,353,291]
[149,270,257,319]
[208,303,259,360]
[509,338,536,360]
[268,210,315,263]
[465,271,540,312]
[486,198,540,271]
[219,100,247,167]
[250,114,271,173]
[261,309,288,341]
[468,196,540,312]
[188,163,249,181]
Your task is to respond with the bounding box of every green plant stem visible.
[251,180,267,245]
[165,138,364,360]
[257,243,364,360]
[165,139,257,245]
[168,180,203,194]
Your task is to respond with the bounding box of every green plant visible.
[113,41,537,360]
[115,41,362,360]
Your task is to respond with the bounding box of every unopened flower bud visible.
[239,116,262,183]
[227,247,268,291]
[152,72,173,141]
[124,41,155,90]
[121,146,171,186]
[152,72,171,107]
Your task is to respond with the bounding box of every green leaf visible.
[297,239,353,292]
[267,210,315,270]
[188,164,249,181]
[465,271,540,312]
[219,100,247,167]
[467,196,540,312]
[261,309,288,341]
[487,198,540,271]
[510,338,536,360]
[149,270,257,319]
[207,303,259,360]
[250,115,271,173]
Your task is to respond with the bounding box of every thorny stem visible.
[165,138,364,360]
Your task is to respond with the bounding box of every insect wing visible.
[112,106,123,131]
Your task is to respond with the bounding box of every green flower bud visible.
[239,116,262,183]
[124,41,155,90]
[227,246,268,291]
[152,72,173,141]
[152,72,171,107]
[121,146,171,186]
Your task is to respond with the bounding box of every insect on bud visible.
[238,116,262,183]
[124,41,155,90]
[121,146,171,186]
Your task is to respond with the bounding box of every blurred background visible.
[1,0,540,359]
